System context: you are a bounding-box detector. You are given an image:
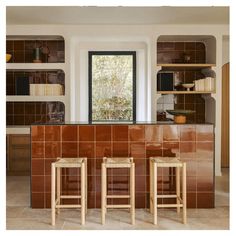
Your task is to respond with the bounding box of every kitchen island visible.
[31,123,214,209]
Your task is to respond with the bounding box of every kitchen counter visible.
[31,121,214,125]
[30,123,214,209]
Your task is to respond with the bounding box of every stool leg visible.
[85,159,88,214]
[101,163,106,224]
[182,163,187,224]
[130,163,135,225]
[149,160,153,214]
[172,167,175,189]
[153,162,157,225]
[51,164,56,226]
[176,166,180,213]
[56,167,61,215]
[169,167,172,190]
[81,163,85,225]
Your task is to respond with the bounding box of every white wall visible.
[6,24,229,176]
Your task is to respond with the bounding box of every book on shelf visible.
[194,77,215,92]
[30,84,63,96]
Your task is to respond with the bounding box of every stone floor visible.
[6,169,229,230]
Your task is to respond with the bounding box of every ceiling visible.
[6,6,229,25]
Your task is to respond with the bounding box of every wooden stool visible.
[51,157,87,226]
[149,157,187,225]
[101,157,135,225]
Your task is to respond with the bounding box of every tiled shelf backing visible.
[31,124,214,209]
[157,94,205,123]
[6,39,65,63]
[157,41,206,64]
[6,101,65,125]
[6,70,65,96]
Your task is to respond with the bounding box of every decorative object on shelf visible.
[174,72,182,86]
[194,77,215,92]
[33,47,42,63]
[183,52,191,63]
[204,77,215,91]
[33,42,50,63]
[47,102,65,122]
[6,54,12,62]
[182,83,194,91]
[166,109,195,124]
[30,84,44,96]
[30,84,63,96]
[15,77,29,95]
[156,110,167,121]
[157,72,174,91]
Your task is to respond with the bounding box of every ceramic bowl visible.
[6,54,12,62]
[182,83,194,91]
[166,109,195,116]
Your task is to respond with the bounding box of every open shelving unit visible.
[6,35,66,129]
[156,35,216,124]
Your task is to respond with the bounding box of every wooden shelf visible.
[7,35,64,40]
[157,63,215,68]
[6,96,66,102]
[6,63,66,71]
[157,91,215,95]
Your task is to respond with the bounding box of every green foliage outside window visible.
[91,55,134,121]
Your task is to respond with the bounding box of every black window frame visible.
[88,51,136,123]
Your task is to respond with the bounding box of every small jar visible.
[33,47,42,63]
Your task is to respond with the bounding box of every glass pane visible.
[91,54,134,121]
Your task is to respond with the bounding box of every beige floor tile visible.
[6,206,25,218]
[6,218,64,230]
[7,193,30,207]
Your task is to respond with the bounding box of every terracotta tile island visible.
[31,122,214,209]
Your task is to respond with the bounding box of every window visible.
[88,51,136,122]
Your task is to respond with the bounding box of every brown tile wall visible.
[6,70,65,95]
[6,39,65,63]
[157,41,205,64]
[31,124,214,209]
[157,41,206,90]
[6,102,65,125]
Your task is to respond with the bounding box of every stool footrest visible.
[60,195,81,199]
[106,195,130,199]
[105,164,132,168]
[157,194,177,198]
[157,204,183,208]
[106,204,131,209]
[56,204,81,208]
